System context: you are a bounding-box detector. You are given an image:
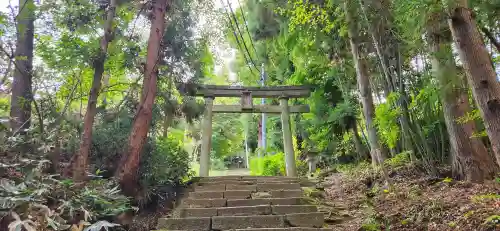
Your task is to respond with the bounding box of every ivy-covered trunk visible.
[116,0,169,195]
[10,0,35,133]
[447,0,500,167]
[428,16,498,182]
[344,0,385,165]
[70,0,118,181]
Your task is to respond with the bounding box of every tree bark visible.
[10,0,35,133]
[448,0,500,167]
[70,0,118,181]
[351,122,368,160]
[429,16,497,182]
[344,0,385,165]
[115,0,169,195]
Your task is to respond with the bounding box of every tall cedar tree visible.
[447,0,500,167]
[428,14,498,182]
[116,0,170,195]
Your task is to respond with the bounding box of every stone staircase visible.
[154,176,332,231]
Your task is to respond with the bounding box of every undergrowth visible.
[249,151,308,177]
[0,155,132,231]
[0,112,194,231]
[322,154,500,231]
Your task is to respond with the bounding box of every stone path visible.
[155,175,332,231]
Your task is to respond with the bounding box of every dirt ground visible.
[310,165,500,231]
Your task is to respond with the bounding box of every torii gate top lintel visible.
[194,84,311,98]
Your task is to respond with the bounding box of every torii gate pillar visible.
[280,97,297,177]
[199,96,214,177]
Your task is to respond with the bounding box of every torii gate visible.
[193,85,311,177]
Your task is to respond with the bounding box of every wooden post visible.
[200,96,214,177]
[280,97,297,177]
[241,90,253,110]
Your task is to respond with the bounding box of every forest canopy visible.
[0,0,499,230]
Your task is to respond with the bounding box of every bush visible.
[0,156,132,231]
[140,135,192,189]
[250,152,286,176]
[88,112,193,189]
[384,151,411,168]
[89,112,136,177]
[210,156,227,171]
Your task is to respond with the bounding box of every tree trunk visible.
[70,0,117,181]
[351,122,368,160]
[344,0,385,165]
[429,16,498,182]
[10,0,35,133]
[448,0,500,167]
[115,0,169,195]
[361,0,418,159]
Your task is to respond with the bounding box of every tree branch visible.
[480,26,500,53]
[1,59,12,86]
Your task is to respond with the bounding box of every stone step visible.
[156,217,211,231]
[153,228,333,231]
[225,190,253,199]
[197,180,300,186]
[269,190,303,198]
[212,215,285,230]
[272,205,318,215]
[157,213,325,230]
[188,191,224,199]
[197,180,256,186]
[188,190,303,199]
[285,212,325,228]
[178,205,318,218]
[257,183,302,191]
[243,177,300,183]
[188,190,252,199]
[230,229,333,231]
[183,198,227,208]
[226,184,258,191]
[194,184,226,191]
[227,197,306,207]
[183,197,306,208]
[193,176,243,182]
[194,182,301,192]
[194,176,298,183]
[178,207,217,217]
[217,205,272,216]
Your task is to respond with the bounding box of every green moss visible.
[484,215,500,225]
[471,193,500,203]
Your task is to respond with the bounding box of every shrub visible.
[250,145,309,177]
[140,135,192,189]
[0,156,132,231]
[89,112,136,177]
[250,152,286,176]
[210,156,227,171]
[384,151,411,168]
